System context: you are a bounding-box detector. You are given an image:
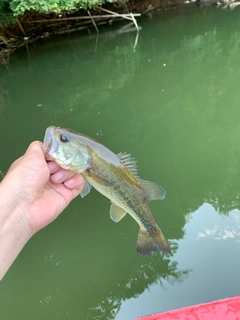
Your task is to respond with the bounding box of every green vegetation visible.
[0,0,115,27]
[1,0,114,18]
[9,0,110,16]
[11,0,78,15]
[0,2,16,26]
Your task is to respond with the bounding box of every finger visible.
[47,161,60,174]
[51,169,76,184]
[25,141,43,155]
[64,174,85,191]
[23,141,45,163]
[10,141,43,171]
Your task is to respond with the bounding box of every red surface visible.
[137,296,240,320]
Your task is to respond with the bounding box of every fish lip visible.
[42,126,57,158]
[42,139,52,153]
[42,140,55,161]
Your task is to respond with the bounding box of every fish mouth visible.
[42,126,57,160]
[42,139,52,153]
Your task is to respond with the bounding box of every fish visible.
[42,126,171,256]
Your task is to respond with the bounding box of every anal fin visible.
[110,203,127,222]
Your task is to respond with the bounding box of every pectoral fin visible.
[140,179,166,201]
[80,181,92,198]
[110,203,127,222]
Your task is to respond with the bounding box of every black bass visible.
[43,126,171,256]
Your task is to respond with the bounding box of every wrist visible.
[0,182,33,280]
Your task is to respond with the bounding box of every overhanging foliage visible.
[0,0,115,23]
[9,0,108,15]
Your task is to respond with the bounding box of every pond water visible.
[1,5,240,319]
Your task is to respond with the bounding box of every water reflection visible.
[197,206,240,241]
[116,204,240,319]
[87,203,240,319]
[88,256,191,320]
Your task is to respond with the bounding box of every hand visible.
[0,141,84,279]
[1,141,84,233]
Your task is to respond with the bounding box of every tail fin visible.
[136,228,171,256]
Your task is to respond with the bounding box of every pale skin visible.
[0,141,85,280]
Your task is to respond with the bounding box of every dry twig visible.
[88,10,99,33]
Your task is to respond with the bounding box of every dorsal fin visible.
[117,152,139,178]
[140,179,166,201]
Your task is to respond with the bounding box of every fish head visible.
[42,126,91,173]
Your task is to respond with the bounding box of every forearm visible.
[0,185,32,280]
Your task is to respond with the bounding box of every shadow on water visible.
[1,6,240,320]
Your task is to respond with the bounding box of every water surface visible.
[1,5,240,319]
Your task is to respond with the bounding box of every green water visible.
[1,5,240,319]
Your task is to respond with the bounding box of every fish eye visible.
[59,133,69,143]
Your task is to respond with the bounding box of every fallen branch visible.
[97,7,140,30]
[0,36,8,46]
[17,19,26,36]
[97,7,135,21]
[24,14,141,23]
[88,10,99,33]
[130,12,139,31]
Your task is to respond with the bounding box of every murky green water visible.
[1,5,240,319]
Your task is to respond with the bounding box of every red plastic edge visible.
[137,296,240,320]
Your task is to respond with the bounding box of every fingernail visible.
[64,178,74,188]
[52,171,63,182]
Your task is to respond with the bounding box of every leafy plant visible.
[0,2,16,26]
[9,0,106,16]
[10,0,76,15]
